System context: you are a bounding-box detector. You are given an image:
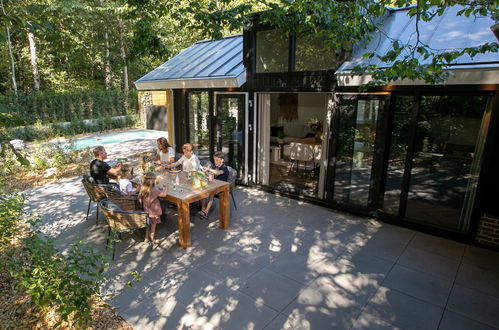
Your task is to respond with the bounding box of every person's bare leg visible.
[202,196,214,215]
[150,223,156,241]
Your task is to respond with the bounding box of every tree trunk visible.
[118,19,128,92]
[1,0,18,95]
[104,30,111,89]
[27,30,41,91]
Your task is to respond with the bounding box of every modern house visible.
[134,6,499,248]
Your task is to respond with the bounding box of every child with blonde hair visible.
[118,164,136,194]
[168,143,201,172]
[139,172,167,243]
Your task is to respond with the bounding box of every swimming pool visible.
[70,129,167,150]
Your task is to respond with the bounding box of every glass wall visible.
[381,96,413,215]
[217,94,245,177]
[255,30,288,73]
[188,92,210,159]
[333,97,380,208]
[405,95,490,232]
[295,34,337,71]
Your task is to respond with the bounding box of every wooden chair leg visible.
[86,200,91,221]
[231,191,237,210]
[95,204,99,225]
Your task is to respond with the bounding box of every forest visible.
[1,0,497,100]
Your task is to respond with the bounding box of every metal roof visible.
[336,5,499,84]
[135,34,245,90]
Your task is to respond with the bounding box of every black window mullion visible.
[289,34,295,72]
[398,91,420,218]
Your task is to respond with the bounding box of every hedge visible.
[0,89,138,125]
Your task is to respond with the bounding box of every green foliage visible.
[153,0,498,87]
[7,234,109,327]
[1,89,138,125]
[7,113,141,143]
[0,192,25,246]
[0,192,109,327]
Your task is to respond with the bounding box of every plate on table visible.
[168,169,181,173]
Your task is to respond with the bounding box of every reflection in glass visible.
[255,30,288,73]
[295,34,337,71]
[381,96,413,215]
[406,95,490,232]
[188,92,210,159]
[218,96,244,176]
[334,99,379,207]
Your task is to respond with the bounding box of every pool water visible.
[70,129,166,150]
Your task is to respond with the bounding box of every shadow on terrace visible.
[24,177,499,329]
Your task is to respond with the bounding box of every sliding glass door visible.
[380,94,492,233]
[327,94,389,211]
[216,94,245,177]
[187,91,246,180]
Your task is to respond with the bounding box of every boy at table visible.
[90,145,121,184]
[168,143,201,172]
[198,151,229,219]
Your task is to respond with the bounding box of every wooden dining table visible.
[154,170,230,249]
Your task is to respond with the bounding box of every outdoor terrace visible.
[23,138,499,330]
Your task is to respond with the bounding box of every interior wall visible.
[269,94,329,124]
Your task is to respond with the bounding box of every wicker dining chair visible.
[99,198,149,260]
[81,174,109,224]
[104,185,140,210]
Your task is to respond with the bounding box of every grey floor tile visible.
[351,311,402,330]
[368,224,416,245]
[447,284,499,328]
[456,262,499,299]
[364,287,444,330]
[125,297,187,330]
[239,267,304,312]
[184,290,279,329]
[409,233,465,260]
[463,246,499,273]
[354,235,408,262]
[383,265,453,307]
[335,250,395,277]
[398,246,460,280]
[278,301,362,330]
[282,274,377,316]
[266,250,327,284]
[198,253,264,285]
[153,268,238,307]
[439,310,497,330]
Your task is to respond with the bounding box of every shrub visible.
[0,193,25,245]
[0,89,138,125]
[0,193,110,327]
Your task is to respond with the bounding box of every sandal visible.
[197,210,208,219]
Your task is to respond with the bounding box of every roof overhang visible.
[336,66,499,87]
[134,72,246,91]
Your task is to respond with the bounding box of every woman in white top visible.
[168,143,201,172]
[155,137,175,164]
